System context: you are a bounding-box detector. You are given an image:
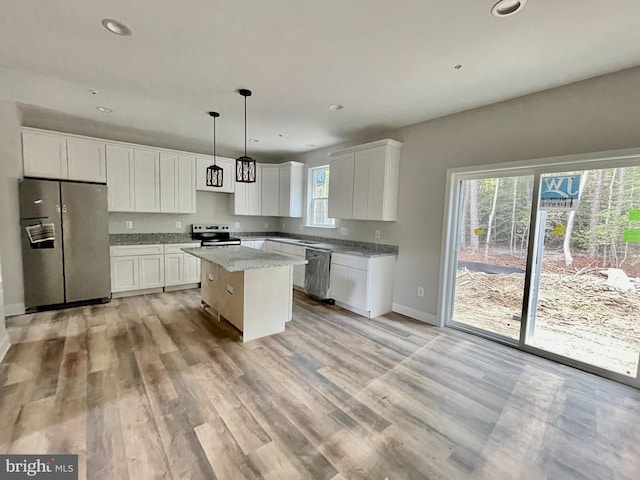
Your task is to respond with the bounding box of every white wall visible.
[0,100,24,314]
[282,66,640,323]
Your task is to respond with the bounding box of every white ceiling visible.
[1,0,639,160]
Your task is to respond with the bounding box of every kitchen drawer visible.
[164,243,199,254]
[110,244,164,257]
[279,243,305,257]
[331,253,369,270]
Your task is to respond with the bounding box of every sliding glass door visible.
[444,160,640,388]
[525,167,640,378]
[450,175,533,342]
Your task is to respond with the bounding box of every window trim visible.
[305,164,336,228]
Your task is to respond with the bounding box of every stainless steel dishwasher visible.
[304,248,334,304]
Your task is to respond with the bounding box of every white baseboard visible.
[0,331,10,362]
[164,283,200,292]
[4,303,25,317]
[392,303,439,326]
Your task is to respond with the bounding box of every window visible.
[307,165,335,227]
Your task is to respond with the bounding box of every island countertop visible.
[183,246,308,272]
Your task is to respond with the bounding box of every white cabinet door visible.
[329,264,350,304]
[352,150,371,220]
[110,256,139,292]
[233,163,262,215]
[278,163,304,217]
[278,164,291,216]
[134,149,160,213]
[184,254,201,283]
[106,144,135,212]
[139,254,164,288]
[328,153,354,219]
[22,131,67,179]
[66,137,106,182]
[160,153,196,213]
[347,268,368,310]
[363,146,387,220]
[164,253,184,286]
[196,156,235,193]
[293,264,305,288]
[261,165,280,216]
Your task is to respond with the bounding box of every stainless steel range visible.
[191,224,241,246]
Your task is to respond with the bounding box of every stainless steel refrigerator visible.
[19,178,110,310]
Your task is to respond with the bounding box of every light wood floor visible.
[1,290,639,480]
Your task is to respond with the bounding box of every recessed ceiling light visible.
[248,138,259,143]
[89,89,99,95]
[491,0,527,17]
[306,144,316,147]
[101,18,133,36]
[454,64,463,70]
[96,106,113,113]
[329,104,343,111]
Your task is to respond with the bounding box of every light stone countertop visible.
[242,236,398,258]
[183,246,308,272]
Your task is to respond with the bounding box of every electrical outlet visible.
[417,287,425,297]
[125,221,133,229]
[282,222,286,229]
[235,222,240,229]
[375,230,381,239]
[340,227,348,236]
[265,222,270,229]
[175,221,182,229]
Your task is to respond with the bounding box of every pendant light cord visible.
[244,95,248,157]
[213,114,217,165]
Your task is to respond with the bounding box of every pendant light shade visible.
[236,89,257,183]
[206,111,223,188]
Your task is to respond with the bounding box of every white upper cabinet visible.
[196,156,235,193]
[261,165,280,216]
[22,129,107,182]
[66,137,106,183]
[233,163,262,216]
[278,162,304,217]
[160,153,196,213]
[22,130,67,179]
[327,153,355,220]
[106,144,135,212]
[106,145,161,213]
[328,139,402,221]
[134,148,161,213]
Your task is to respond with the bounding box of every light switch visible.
[340,227,348,236]
[265,222,270,229]
[175,221,182,229]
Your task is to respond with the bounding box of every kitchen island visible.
[183,246,307,342]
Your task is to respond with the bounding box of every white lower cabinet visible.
[164,244,201,287]
[110,243,199,294]
[139,255,165,289]
[110,256,139,293]
[330,253,396,318]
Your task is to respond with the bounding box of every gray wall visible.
[0,248,8,358]
[0,100,24,313]
[109,192,278,234]
[281,66,640,322]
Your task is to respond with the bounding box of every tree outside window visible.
[308,165,335,227]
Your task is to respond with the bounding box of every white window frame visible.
[306,164,335,228]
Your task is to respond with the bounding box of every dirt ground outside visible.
[453,250,640,377]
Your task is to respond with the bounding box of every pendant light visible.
[206,111,223,187]
[236,89,257,183]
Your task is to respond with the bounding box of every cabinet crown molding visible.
[328,138,403,157]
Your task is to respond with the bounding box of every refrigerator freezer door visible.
[61,182,110,303]
[19,179,65,308]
